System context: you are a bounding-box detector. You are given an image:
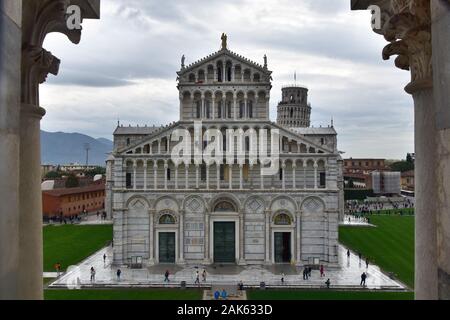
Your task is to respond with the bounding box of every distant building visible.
[401,170,415,191]
[42,182,105,217]
[59,163,99,172]
[372,171,401,195]
[344,158,386,174]
[343,158,387,189]
[41,164,56,178]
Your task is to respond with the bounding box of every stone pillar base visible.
[238,259,247,266]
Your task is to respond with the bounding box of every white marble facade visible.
[106,37,344,267]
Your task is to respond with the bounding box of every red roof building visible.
[42,183,105,217]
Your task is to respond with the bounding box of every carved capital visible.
[21,0,100,105]
[376,0,433,92]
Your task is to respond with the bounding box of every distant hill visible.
[41,130,113,166]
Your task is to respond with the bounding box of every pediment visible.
[116,121,334,156]
[178,49,271,76]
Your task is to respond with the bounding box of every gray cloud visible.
[40,0,414,159]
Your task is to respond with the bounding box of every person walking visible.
[347,249,350,259]
[54,262,61,277]
[320,265,325,277]
[281,273,285,284]
[325,278,331,289]
[194,270,200,285]
[308,267,312,278]
[116,269,121,282]
[103,253,107,266]
[202,269,207,282]
[366,258,369,269]
[358,252,362,262]
[90,267,96,283]
[302,268,307,280]
[360,272,367,286]
[164,270,170,282]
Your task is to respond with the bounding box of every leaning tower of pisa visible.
[276,85,311,128]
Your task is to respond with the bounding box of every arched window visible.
[218,67,223,82]
[290,108,294,117]
[214,200,237,212]
[248,100,253,118]
[159,214,176,225]
[227,101,232,118]
[196,101,201,118]
[206,100,211,119]
[217,101,222,119]
[274,213,292,225]
[189,73,195,82]
[239,101,244,118]
[227,67,232,82]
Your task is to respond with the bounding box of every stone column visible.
[204,210,211,264]
[179,210,185,264]
[212,97,215,120]
[133,163,137,190]
[154,163,158,189]
[175,164,178,189]
[265,209,271,264]
[0,0,21,299]
[244,96,248,119]
[238,213,246,265]
[293,163,297,189]
[185,164,189,189]
[18,104,46,299]
[303,162,307,189]
[196,164,200,189]
[282,162,286,190]
[431,0,450,300]
[229,164,233,189]
[201,94,205,119]
[260,164,264,189]
[217,165,220,189]
[239,164,243,190]
[206,164,210,189]
[296,210,302,266]
[164,161,168,190]
[233,93,237,120]
[143,162,147,190]
[313,161,318,190]
[148,209,155,265]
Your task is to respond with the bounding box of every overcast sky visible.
[40,0,414,160]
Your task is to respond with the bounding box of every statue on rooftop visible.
[181,54,185,69]
[221,33,227,50]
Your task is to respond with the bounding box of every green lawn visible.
[248,290,413,300]
[44,289,203,300]
[339,215,414,288]
[43,224,113,272]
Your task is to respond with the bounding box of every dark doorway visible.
[214,222,235,263]
[274,232,291,263]
[159,232,176,263]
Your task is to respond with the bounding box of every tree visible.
[347,178,355,188]
[65,174,79,188]
[85,166,106,178]
[406,153,413,163]
[390,161,414,173]
[45,171,61,179]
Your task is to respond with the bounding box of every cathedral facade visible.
[106,36,344,267]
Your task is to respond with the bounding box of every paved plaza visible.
[48,244,407,291]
